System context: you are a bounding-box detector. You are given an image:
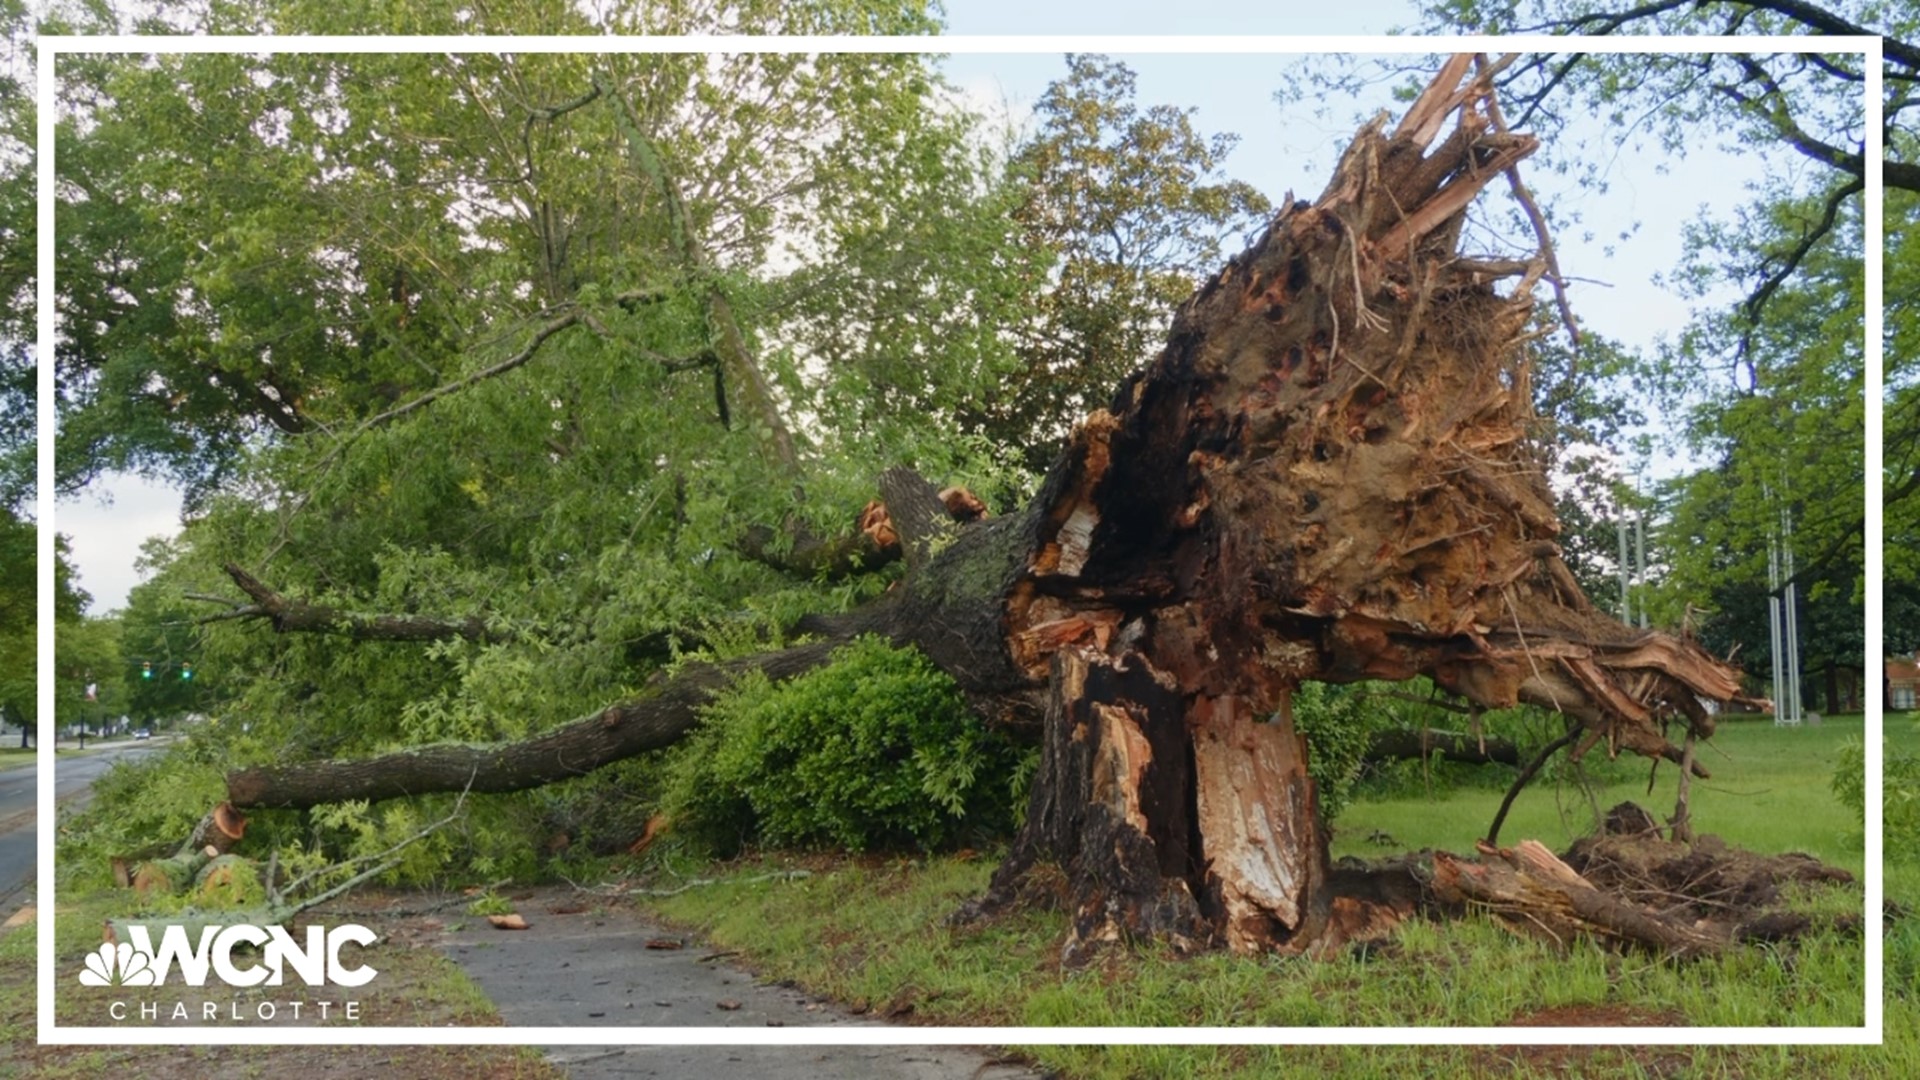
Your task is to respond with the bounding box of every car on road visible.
[132,729,151,740]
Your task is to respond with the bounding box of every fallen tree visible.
[1363,727,1520,768]
[198,56,1760,958]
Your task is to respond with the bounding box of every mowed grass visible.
[1331,714,1870,876]
[634,711,1915,1079]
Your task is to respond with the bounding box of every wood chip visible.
[643,937,683,950]
[486,913,529,930]
[716,999,742,1011]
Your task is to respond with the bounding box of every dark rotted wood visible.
[965,650,1213,961]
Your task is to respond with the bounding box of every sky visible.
[51,4,1791,612]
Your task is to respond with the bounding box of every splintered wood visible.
[973,54,1755,958]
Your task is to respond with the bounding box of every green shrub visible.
[56,741,228,890]
[1290,682,1376,820]
[663,635,1027,854]
[1834,730,1920,851]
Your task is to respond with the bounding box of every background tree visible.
[51,0,1066,875]
[1,513,89,747]
[0,510,35,745]
[975,55,1272,471]
[1406,1,1909,666]
[118,540,204,726]
[54,612,122,736]
[0,0,31,508]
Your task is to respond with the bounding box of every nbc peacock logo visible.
[72,923,377,988]
[79,942,158,987]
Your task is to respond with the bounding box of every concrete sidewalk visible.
[420,887,1046,1080]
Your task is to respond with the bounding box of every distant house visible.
[1888,655,1920,711]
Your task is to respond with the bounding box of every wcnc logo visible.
[77,923,378,989]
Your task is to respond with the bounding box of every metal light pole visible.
[1634,510,1649,630]
[1768,534,1786,724]
[1781,506,1802,725]
[1617,515,1633,624]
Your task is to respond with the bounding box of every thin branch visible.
[1364,689,1479,717]
[281,778,476,907]
[1508,53,1585,131]
[1726,1,1920,72]
[218,561,505,643]
[1799,51,1864,83]
[182,591,246,611]
[1486,721,1582,847]
[625,869,813,898]
[1737,175,1864,364]
[1479,54,1578,348]
[306,309,583,480]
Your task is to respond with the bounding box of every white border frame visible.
[34,33,1884,1048]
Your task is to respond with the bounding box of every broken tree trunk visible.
[214,57,1751,958]
[1430,839,1725,957]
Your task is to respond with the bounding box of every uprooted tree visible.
[177,57,1773,958]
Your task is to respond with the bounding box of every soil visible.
[1476,1004,1696,1080]
[1561,803,1858,942]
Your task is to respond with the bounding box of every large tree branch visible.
[877,465,955,572]
[1520,0,1918,72]
[734,521,900,579]
[600,75,803,476]
[734,467,987,580]
[1730,1,1920,71]
[209,562,505,644]
[226,638,848,809]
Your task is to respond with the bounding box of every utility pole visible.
[1767,510,1803,726]
[1781,506,1802,725]
[1616,515,1633,624]
[1634,510,1649,630]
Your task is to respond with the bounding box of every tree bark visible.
[210,562,501,643]
[217,57,1753,957]
[227,640,848,808]
[1430,840,1725,957]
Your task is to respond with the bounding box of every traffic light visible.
[141,661,152,680]
[180,662,193,682]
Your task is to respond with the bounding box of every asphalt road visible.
[0,742,162,915]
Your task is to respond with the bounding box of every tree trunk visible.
[216,57,1754,958]
[1364,728,1521,768]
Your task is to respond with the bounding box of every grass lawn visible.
[18,713,1906,1077]
[1331,715,1870,877]
[627,711,1912,1079]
